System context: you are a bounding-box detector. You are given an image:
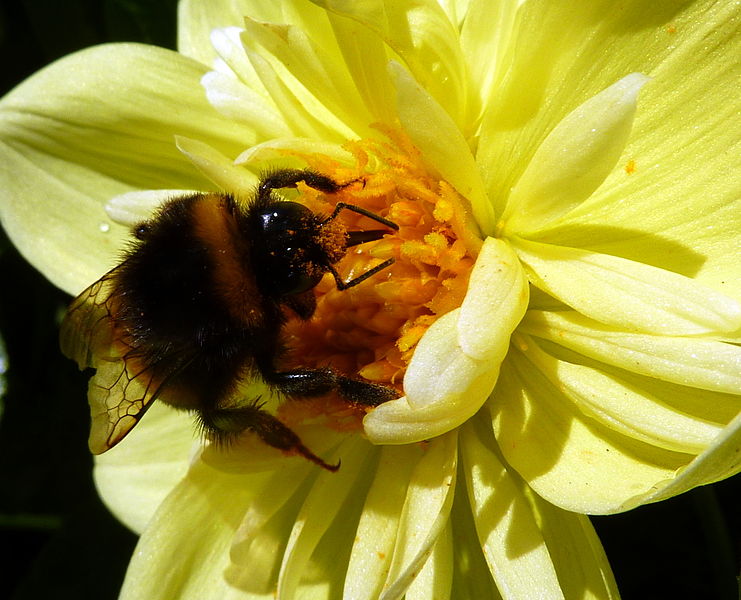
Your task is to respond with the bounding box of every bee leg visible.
[258,168,346,200]
[199,403,339,472]
[265,368,398,407]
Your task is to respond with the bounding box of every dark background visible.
[0,1,738,598]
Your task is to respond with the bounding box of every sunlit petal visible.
[491,348,686,514]
[106,189,199,226]
[390,63,493,235]
[458,237,529,361]
[277,438,372,599]
[513,238,741,335]
[0,43,254,293]
[312,0,468,124]
[521,310,741,394]
[344,446,424,600]
[380,433,457,600]
[503,74,649,234]
[461,419,565,598]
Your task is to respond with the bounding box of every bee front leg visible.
[264,368,398,407]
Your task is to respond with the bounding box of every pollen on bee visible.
[278,130,478,429]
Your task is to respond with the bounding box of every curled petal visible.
[365,239,527,444]
[364,310,498,444]
[458,237,529,360]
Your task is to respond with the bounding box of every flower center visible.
[277,129,479,429]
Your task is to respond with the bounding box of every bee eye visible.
[252,201,326,296]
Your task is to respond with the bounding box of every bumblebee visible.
[60,169,399,470]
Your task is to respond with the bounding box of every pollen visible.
[279,129,478,427]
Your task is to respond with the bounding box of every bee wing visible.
[60,267,169,454]
[86,353,164,453]
[60,269,119,369]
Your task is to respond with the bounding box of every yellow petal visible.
[521,310,741,395]
[106,189,198,227]
[233,137,352,168]
[365,238,527,443]
[503,74,649,234]
[312,0,469,126]
[518,336,723,454]
[460,419,566,598]
[458,237,529,361]
[227,462,317,594]
[120,459,273,600]
[526,484,620,600]
[0,43,254,294]
[94,403,195,534]
[448,474,502,598]
[277,438,372,599]
[175,135,259,191]
[201,70,292,137]
[459,0,524,116]
[513,238,741,335]
[504,1,741,300]
[492,347,687,514]
[322,10,398,123]
[242,43,351,141]
[638,410,741,505]
[241,16,368,138]
[363,310,496,444]
[177,0,249,64]
[405,523,453,600]
[381,433,457,600]
[345,445,424,600]
[390,63,493,235]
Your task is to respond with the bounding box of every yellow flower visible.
[1,1,739,598]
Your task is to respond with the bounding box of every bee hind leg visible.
[265,367,398,407]
[199,403,339,472]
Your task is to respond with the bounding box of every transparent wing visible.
[60,270,119,369]
[86,351,163,453]
[60,268,166,453]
